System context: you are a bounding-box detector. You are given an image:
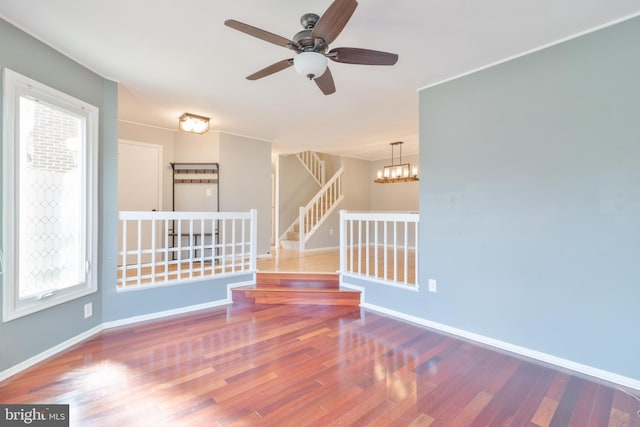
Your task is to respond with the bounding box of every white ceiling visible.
[1,1,639,160]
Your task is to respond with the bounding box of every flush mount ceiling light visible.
[293,51,328,80]
[374,141,419,184]
[178,113,210,134]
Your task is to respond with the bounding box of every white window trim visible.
[2,68,99,322]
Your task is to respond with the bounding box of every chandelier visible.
[374,142,419,184]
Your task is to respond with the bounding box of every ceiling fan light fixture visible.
[294,52,328,80]
[179,113,210,134]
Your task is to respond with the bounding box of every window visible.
[2,69,99,321]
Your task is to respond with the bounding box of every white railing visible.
[340,210,419,289]
[296,151,325,186]
[118,210,257,290]
[299,167,344,249]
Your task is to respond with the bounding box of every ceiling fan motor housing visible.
[300,13,320,29]
[294,13,327,52]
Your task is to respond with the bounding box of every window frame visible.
[2,68,99,322]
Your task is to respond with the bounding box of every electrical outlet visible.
[330,228,334,236]
[428,279,437,293]
[84,302,93,318]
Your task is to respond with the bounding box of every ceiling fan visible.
[224,0,398,95]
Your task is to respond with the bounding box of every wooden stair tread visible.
[233,272,360,306]
[257,272,339,279]
[234,285,352,293]
[235,286,357,293]
[256,272,339,289]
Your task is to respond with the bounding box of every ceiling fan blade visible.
[329,47,398,65]
[311,0,358,45]
[314,67,336,95]
[246,59,294,80]
[225,19,297,50]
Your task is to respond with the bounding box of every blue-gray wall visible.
[414,16,638,380]
[0,18,115,370]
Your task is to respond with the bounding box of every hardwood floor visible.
[3,249,639,425]
[257,247,340,273]
[1,303,638,426]
[257,247,417,285]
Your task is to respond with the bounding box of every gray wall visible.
[0,19,116,371]
[370,153,419,212]
[219,133,272,256]
[342,157,372,212]
[413,16,639,380]
[102,275,248,322]
[173,130,219,163]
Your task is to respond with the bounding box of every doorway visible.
[118,139,163,264]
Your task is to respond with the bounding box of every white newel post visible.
[339,210,346,274]
[298,206,306,252]
[250,209,258,271]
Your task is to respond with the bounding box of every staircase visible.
[296,151,325,186]
[280,151,344,251]
[232,272,361,306]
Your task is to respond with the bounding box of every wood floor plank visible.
[447,391,493,427]
[548,375,585,427]
[1,303,637,426]
[530,371,571,427]
[589,385,616,427]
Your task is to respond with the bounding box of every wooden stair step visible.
[256,272,339,289]
[232,286,360,306]
[234,272,358,306]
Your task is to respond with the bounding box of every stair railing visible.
[340,210,419,289]
[118,209,257,289]
[298,167,344,250]
[296,151,325,186]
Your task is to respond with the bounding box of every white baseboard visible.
[304,245,340,253]
[361,302,640,392]
[0,324,104,383]
[102,299,233,330]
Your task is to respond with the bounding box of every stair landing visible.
[232,272,360,306]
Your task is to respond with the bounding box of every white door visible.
[118,140,163,264]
